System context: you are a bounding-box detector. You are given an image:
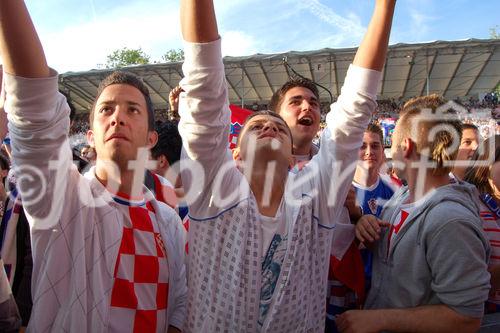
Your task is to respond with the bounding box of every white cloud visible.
[221,31,258,56]
[409,9,437,41]
[38,2,181,72]
[298,0,365,44]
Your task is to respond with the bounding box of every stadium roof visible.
[59,39,500,113]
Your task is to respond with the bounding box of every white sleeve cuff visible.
[344,64,382,98]
[183,38,223,69]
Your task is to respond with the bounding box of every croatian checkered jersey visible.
[4,71,187,332]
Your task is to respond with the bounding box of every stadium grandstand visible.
[65,38,499,141]
[60,38,499,113]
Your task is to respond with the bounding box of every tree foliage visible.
[105,47,185,69]
[490,25,499,39]
[162,49,184,62]
[106,47,151,69]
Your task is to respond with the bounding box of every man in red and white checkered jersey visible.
[106,194,171,332]
[0,2,186,332]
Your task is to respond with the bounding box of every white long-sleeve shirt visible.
[179,39,381,332]
[4,71,187,333]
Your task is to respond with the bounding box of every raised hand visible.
[168,86,184,121]
[0,0,49,78]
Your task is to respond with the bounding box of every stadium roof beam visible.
[241,63,262,101]
[308,58,315,82]
[401,52,416,98]
[62,81,95,105]
[284,61,291,80]
[465,50,494,97]
[442,51,466,97]
[151,69,174,91]
[420,50,438,96]
[380,54,390,96]
[173,67,184,80]
[61,85,93,109]
[69,97,88,111]
[225,75,243,101]
[332,57,339,97]
[143,79,168,104]
[259,62,275,95]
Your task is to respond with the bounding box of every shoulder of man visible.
[418,193,483,239]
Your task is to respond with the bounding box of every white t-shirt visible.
[258,203,288,328]
[260,205,286,257]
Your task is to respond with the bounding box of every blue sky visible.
[25,0,499,73]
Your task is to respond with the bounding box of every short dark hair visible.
[269,77,320,113]
[366,123,384,143]
[461,123,479,133]
[90,71,155,130]
[237,110,293,149]
[151,120,183,166]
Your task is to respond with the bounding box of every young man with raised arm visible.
[179,0,395,331]
[0,1,186,332]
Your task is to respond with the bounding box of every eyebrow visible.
[97,100,143,107]
[289,95,319,102]
[250,118,288,130]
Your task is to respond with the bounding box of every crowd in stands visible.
[1,1,500,333]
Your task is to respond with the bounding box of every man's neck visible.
[406,169,450,203]
[354,167,379,188]
[451,167,465,181]
[95,163,143,199]
[245,160,288,217]
[293,142,312,157]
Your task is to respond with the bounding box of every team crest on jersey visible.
[155,233,167,257]
[368,198,378,215]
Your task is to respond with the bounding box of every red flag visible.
[329,241,366,305]
[229,104,253,149]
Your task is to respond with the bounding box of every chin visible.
[250,145,291,164]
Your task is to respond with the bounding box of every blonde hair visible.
[395,94,462,176]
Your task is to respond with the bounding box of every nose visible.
[110,106,127,127]
[262,121,278,134]
[301,99,313,111]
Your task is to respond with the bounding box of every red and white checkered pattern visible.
[109,199,169,333]
[480,202,500,305]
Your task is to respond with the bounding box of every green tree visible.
[490,25,499,39]
[162,49,184,62]
[106,47,151,68]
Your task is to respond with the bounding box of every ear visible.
[158,154,170,169]
[147,130,158,149]
[232,147,245,170]
[232,147,241,161]
[402,138,414,159]
[86,129,95,148]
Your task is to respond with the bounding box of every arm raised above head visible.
[181,0,219,43]
[353,0,396,71]
[0,0,49,78]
